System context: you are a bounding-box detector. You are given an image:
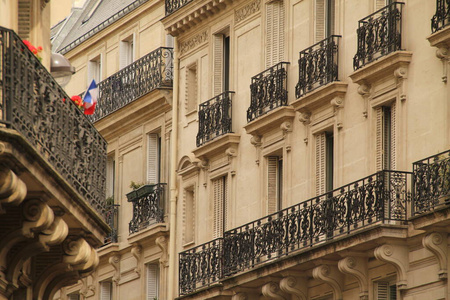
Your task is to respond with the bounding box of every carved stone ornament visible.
[374,244,408,290]
[338,257,368,300]
[422,232,448,279]
[131,245,142,277]
[312,264,344,300]
[180,31,208,55]
[298,111,311,125]
[235,0,261,23]
[261,282,287,300]
[109,253,121,285]
[279,276,307,300]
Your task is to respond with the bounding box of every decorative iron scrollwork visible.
[104,204,119,244]
[165,0,194,15]
[432,0,450,33]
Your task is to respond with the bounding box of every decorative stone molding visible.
[338,257,368,300]
[435,47,450,83]
[235,0,261,23]
[312,264,344,300]
[244,106,295,138]
[261,282,287,299]
[192,133,240,163]
[422,232,448,279]
[0,168,27,211]
[374,244,408,290]
[109,252,121,285]
[131,244,142,277]
[298,111,311,125]
[428,25,450,83]
[232,292,248,300]
[250,135,262,147]
[330,96,344,129]
[180,30,208,55]
[156,236,169,267]
[279,276,307,300]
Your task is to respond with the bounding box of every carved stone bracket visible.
[394,67,408,101]
[330,97,344,129]
[156,236,169,267]
[0,168,27,212]
[338,257,368,300]
[435,47,450,83]
[312,264,344,300]
[422,232,448,279]
[374,244,408,290]
[279,276,307,300]
[131,244,142,277]
[108,252,121,285]
[298,111,311,125]
[261,282,287,299]
[232,292,248,300]
[357,83,371,118]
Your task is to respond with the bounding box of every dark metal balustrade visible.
[88,47,173,123]
[179,238,223,296]
[295,35,340,99]
[196,91,234,147]
[128,184,166,234]
[247,62,290,122]
[353,2,404,70]
[0,27,107,216]
[104,204,119,244]
[412,150,450,216]
[165,0,194,16]
[432,0,450,33]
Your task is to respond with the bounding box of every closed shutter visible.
[106,158,115,198]
[376,0,387,11]
[213,35,224,95]
[184,188,195,244]
[376,104,396,171]
[18,0,31,40]
[68,294,80,300]
[186,64,198,112]
[147,134,160,184]
[315,0,325,42]
[213,176,227,238]
[146,264,159,300]
[266,0,285,68]
[100,281,112,300]
[376,107,383,171]
[377,281,389,300]
[316,133,326,195]
[267,157,278,214]
[390,102,396,170]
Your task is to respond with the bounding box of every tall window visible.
[186,63,198,113]
[100,281,112,300]
[265,0,285,68]
[376,104,396,171]
[147,133,161,184]
[315,0,335,42]
[213,32,230,95]
[213,176,228,238]
[183,187,195,244]
[119,35,134,69]
[374,278,397,300]
[146,264,159,300]
[316,131,334,195]
[106,156,115,199]
[267,156,283,214]
[88,55,102,84]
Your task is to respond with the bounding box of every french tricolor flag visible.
[83,80,98,115]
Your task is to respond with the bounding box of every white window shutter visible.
[119,41,128,70]
[100,281,112,300]
[146,264,159,300]
[376,107,383,171]
[390,102,397,170]
[316,133,326,195]
[147,134,159,184]
[106,158,115,198]
[267,157,278,214]
[266,0,285,68]
[376,0,387,11]
[376,281,389,300]
[213,35,224,96]
[315,0,325,42]
[18,0,31,40]
[213,177,227,238]
[186,64,198,112]
[183,188,195,244]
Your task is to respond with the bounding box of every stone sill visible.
[290,81,348,112]
[350,51,412,85]
[428,26,450,48]
[193,133,240,160]
[127,223,169,244]
[97,243,120,257]
[244,106,295,136]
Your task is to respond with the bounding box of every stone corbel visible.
[225,147,237,157]
[422,232,447,279]
[250,135,262,165]
[312,264,344,300]
[131,244,142,277]
[374,244,408,290]
[338,257,368,300]
[80,274,96,298]
[394,67,408,101]
[298,111,311,126]
[279,276,307,300]
[436,47,450,83]
[108,252,121,285]
[193,157,208,170]
[357,83,371,118]
[261,281,288,299]
[330,97,344,129]
[232,292,248,300]
[280,120,293,137]
[0,168,27,212]
[156,236,169,267]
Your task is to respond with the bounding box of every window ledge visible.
[428,26,450,49]
[127,223,169,244]
[193,133,240,160]
[244,106,295,137]
[291,82,348,113]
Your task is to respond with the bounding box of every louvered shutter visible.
[315,0,326,42]
[389,283,397,300]
[376,281,389,300]
[376,107,383,171]
[106,158,115,198]
[146,264,159,300]
[68,294,80,300]
[100,282,112,300]
[119,41,128,70]
[266,0,285,68]
[18,0,31,40]
[316,133,326,195]
[147,134,159,184]
[267,157,278,214]
[376,0,387,11]
[213,35,224,95]
[390,102,396,170]
[213,177,227,238]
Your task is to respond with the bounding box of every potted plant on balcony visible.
[126,181,156,202]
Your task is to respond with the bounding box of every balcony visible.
[247,62,289,123]
[88,47,173,123]
[179,170,412,295]
[432,0,450,33]
[0,26,107,216]
[165,0,193,16]
[353,2,404,70]
[295,35,341,99]
[104,204,119,244]
[128,184,166,234]
[196,91,234,147]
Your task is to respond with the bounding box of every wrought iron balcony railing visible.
[353,2,404,70]
[88,47,173,123]
[179,238,223,296]
[295,35,340,99]
[0,27,107,216]
[196,91,234,147]
[104,204,119,244]
[412,150,450,216]
[432,0,450,33]
[247,62,290,122]
[128,184,166,234]
[165,0,193,16]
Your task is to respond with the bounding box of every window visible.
[376,104,396,171]
[375,279,397,300]
[213,31,230,95]
[213,176,228,238]
[183,187,195,244]
[88,55,102,84]
[18,0,31,39]
[315,0,335,42]
[106,156,115,199]
[265,0,285,68]
[186,63,198,113]
[376,0,393,11]
[119,35,134,69]
[267,156,283,214]
[146,264,159,300]
[68,293,80,300]
[147,133,161,184]
[316,131,334,195]
[100,281,112,300]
